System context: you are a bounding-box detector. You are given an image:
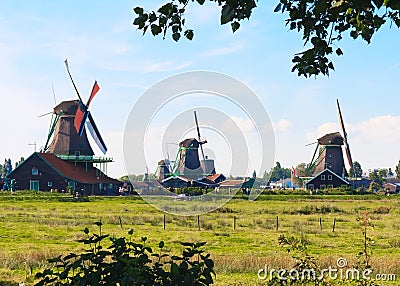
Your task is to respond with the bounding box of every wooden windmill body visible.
[313,132,347,177]
[47,100,94,156]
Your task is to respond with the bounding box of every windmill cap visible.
[317,132,344,145]
[179,138,200,148]
[53,100,79,115]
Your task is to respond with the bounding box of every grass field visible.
[0,191,399,285]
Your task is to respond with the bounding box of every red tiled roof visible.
[37,153,121,184]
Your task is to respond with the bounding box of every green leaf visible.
[172,32,181,41]
[151,24,162,36]
[94,221,102,227]
[196,0,205,4]
[184,29,194,40]
[231,21,240,33]
[134,7,144,15]
[149,12,157,23]
[83,227,89,234]
[158,3,173,16]
[221,4,234,25]
[274,3,282,13]
[159,241,165,249]
[336,48,343,56]
[128,229,134,235]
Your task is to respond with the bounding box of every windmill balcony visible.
[56,154,113,163]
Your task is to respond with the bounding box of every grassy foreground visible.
[0,191,399,285]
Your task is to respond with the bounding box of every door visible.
[30,180,39,191]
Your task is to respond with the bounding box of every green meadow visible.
[0,191,399,285]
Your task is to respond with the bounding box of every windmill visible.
[306,99,354,177]
[156,111,216,182]
[45,60,107,156]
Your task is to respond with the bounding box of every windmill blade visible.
[64,59,84,103]
[44,111,63,151]
[86,112,107,154]
[51,84,57,105]
[305,141,317,146]
[307,143,319,173]
[86,80,100,107]
[74,103,89,136]
[336,99,354,169]
[38,111,53,118]
[194,111,205,165]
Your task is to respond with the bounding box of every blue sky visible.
[1,1,400,178]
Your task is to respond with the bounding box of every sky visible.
[1,1,400,179]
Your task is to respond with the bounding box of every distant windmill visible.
[44,60,107,156]
[306,99,354,177]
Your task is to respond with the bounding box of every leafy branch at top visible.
[132,0,400,78]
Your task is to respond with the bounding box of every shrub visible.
[35,222,215,285]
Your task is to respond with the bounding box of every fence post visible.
[163,214,166,230]
[319,217,322,232]
[233,216,237,230]
[118,216,123,229]
[332,218,336,232]
[276,216,279,231]
[197,215,200,231]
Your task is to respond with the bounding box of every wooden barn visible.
[7,152,121,195]
[306,168,349,190]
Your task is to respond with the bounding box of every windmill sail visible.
[65,59,106,154]
[74,102,87,136]
[337,99,353,170]
[194,111,205,163]
[74,81,100,136]
[87,80,100,106]
[86,112,107,154]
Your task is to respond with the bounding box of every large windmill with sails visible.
[7,61,121,193]
[305,99,353,190]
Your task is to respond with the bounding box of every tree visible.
[133,0,400,77]
[268,162,291,181]
[2,159,12,177]
[349,161,363,178]
[396,160,400,179]
[368,168,387,186]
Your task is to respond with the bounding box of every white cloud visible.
[305,122,338,142]
[274,119,292,132]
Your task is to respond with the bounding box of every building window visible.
[328,184,334,189]
[75,151,80,156]
[48,181,53,187]
[320,185,326,189]
[30,180,39,191]
[328,175,333,180]
[321,175,325,181]
[32,168,39,175]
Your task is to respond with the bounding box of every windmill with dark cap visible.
[305,99,353,190]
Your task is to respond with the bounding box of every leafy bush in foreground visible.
[35,222,215,285]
